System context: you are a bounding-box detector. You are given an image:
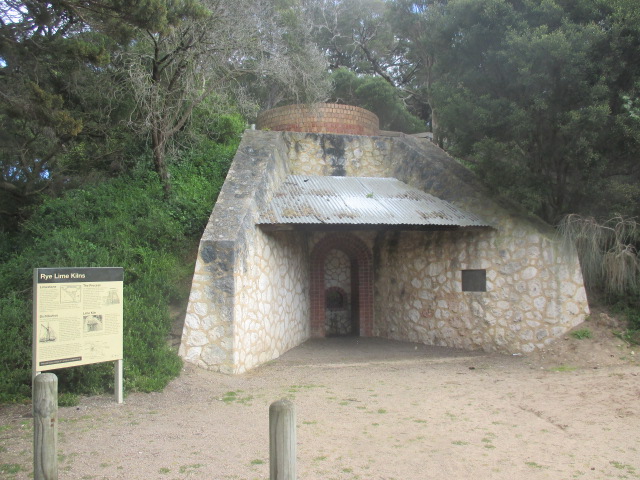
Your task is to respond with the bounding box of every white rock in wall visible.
[187,331,208,347]
[533,296,547,310]
[185,313,201,329]
[183,346,202,362]
[521,267,538,281]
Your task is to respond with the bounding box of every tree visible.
[118,0,330,193]
[384,0,449,135]
[558,215,640,295]
[421,0,636,222]
[305,0,432,124]
[0,1,130,229]
[329,68,424,132]
[593,0,640,219]
[306,0,639,222]
[0,0,330,207]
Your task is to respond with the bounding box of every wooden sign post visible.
[33,373,58,480]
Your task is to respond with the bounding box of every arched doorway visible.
[310,233,373,337]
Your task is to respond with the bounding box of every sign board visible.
[33,267,124,372]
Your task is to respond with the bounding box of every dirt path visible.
[2,328,640,480]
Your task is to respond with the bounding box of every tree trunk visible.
[431,108,444,148]
[151,127,171,196]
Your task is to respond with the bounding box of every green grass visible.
[610,460,636,474]
[58,392,80,407]
[221,390,253,404]
[179,463,203,473]
[571,328,593,339]
[222,391,238,402]
[550,365,577,372]
[0,464,22,474]
[288,384,323,391]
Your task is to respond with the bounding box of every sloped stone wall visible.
[180,130,310,373]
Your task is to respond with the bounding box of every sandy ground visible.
[1,315,640,480]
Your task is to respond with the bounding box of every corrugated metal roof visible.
[258,175,490,228]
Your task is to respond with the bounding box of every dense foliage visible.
[329,68,425,132]
[309,0,640,223]
[309,0,640,332]
[0,138,237,402]
[0,0,330,216]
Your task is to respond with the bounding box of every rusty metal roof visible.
[258,175,490,228]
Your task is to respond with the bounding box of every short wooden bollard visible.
[269,399,296,480]
[33,373,58,480]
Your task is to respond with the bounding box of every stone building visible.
[179,103,589,374]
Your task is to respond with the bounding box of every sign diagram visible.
[39,323,57,343]
[61,285,82,304]
[33,267,123,371]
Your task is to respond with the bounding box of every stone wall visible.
[324,249,352,335]
[288,132,390,177]
[234,229,310,371]
[309,231,376,337]
[373,228,587,353]
[180,130,310,373]
[180,129,590,373]
[284,132,589,353]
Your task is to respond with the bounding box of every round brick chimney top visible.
[256,103,379,136]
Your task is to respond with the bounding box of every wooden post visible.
[33,373,58,480]
[269,399,296,480]
[114,359,123,404]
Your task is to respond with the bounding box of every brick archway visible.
[310,233,373,337]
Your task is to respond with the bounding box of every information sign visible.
[33,267,124,372]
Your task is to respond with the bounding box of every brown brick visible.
[256,103,379,135]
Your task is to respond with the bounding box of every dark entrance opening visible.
[325,285,354,336]
[310,233,373,337]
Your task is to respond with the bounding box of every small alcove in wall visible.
[310,233,373,338]
[324,249,353,336]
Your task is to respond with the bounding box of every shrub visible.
[0,294,33,403]
[58,392,80,407]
